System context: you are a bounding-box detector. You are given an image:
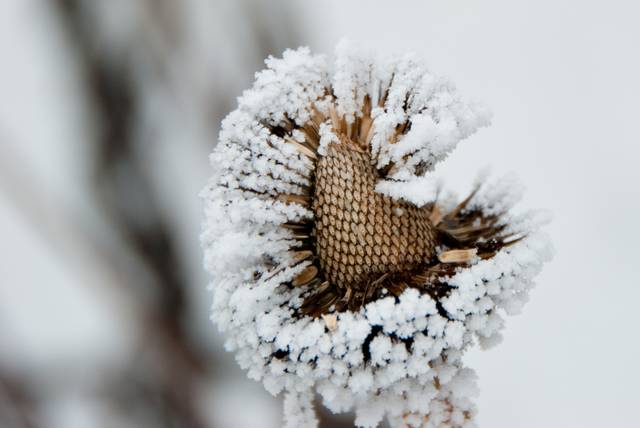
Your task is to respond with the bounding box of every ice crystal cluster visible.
[201,41,552,427]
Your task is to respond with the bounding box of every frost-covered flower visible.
[201,41,552,428]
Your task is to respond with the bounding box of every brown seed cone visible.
[313,141,437,291]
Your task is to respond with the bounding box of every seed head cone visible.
[314,141,436,291]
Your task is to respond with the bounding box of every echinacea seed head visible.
[314,139,436,291]
[202,41,552,428]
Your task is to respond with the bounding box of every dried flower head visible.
[201,41,552,428]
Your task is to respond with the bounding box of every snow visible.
[239,47,329,126]
[332,40,371,123]
[318,121,341,156]
[201,41,552,427]
[283,390,318,428]
[375,175,439,207]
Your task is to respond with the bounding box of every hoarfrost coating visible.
[201,41,552,428]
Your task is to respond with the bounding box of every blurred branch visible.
[0,372,40,428]
[0,141,141,303]
[53,1,209,427]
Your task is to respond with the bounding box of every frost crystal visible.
[201,41,552,427]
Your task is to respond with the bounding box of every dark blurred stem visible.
[52,1,208,427]
[0,373,40,428]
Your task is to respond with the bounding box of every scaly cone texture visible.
[314,139,436,295]
[201,41,553,428]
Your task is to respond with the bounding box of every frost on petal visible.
[375,175,439,207]
[284,390,318,428]
[354,398,386,428]
[468,172,524,217]
[369,54,491,185]
[318,121,340,156]
[238,47,329,126]
[332,39,375,125]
